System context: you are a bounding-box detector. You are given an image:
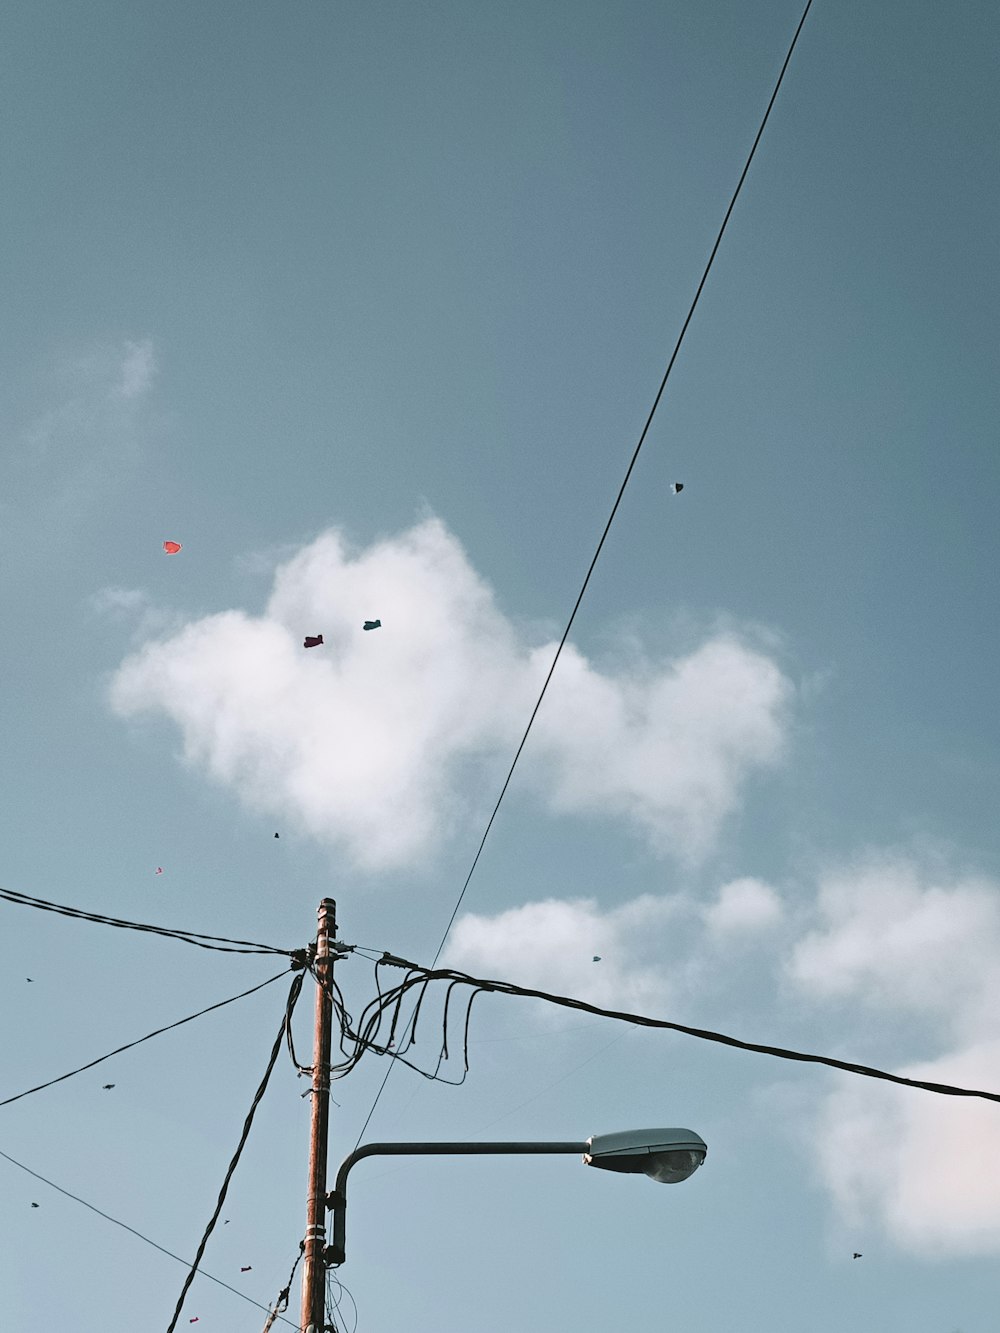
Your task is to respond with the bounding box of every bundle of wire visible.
[313,954,1000,1106]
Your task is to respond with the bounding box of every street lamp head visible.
[584,1128,707,1184]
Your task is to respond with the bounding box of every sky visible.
[1,0,999,1329]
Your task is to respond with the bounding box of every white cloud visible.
[108,518,794,871]
[786,855,1000,1255]
[702,876,783,936]
[814,1041,1000,1257]
[441,894,687,1012]
[788,857,1000,1040]
[526,636,791,860]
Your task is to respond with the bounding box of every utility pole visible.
[301,898,336,1333]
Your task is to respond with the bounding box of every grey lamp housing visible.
[584,1128,708,1184]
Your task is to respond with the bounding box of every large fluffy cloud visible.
[787,856,1000,1256]
[109,518,793,869]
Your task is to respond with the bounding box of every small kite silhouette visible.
[670,483,684,494]
[592,956,602,962]
[852,1252,862,1259]
[103,1084,115,1090]
[26,978,33,983]
[241,1265,252,1272]
[303,634,324,648]
[30,1202,39,1208]
[274,832,279,839]
[163,541,182,554]
[363,619,381,631]
[155,867,163,875]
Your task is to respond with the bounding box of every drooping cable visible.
[0,884,294,956]
[350,0,817,1146]
[346,956,1000,1106]
[0,1146,297,1328]
[0,969,291,1109]
[164,972,305,1332]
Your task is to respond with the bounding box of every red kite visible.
[163,541,182,554]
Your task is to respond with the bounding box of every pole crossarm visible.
[325,1140,588,1266]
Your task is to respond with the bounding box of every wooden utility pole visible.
[301,898,336,1333]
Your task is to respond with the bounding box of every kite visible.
[670,483,684,494]
[31,1202,39,1208]
[363,619,381,631]
[852,1253,862,1259]
[103,1084,115,1090]
[155,867,163,875]
[592,956,602,962]
[303,635,324,648]
[241,1266,252,1272]
[26,978,32,983]
[274,833,279,839]
[163,541,182,554]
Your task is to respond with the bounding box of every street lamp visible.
[323,1128,707,1267]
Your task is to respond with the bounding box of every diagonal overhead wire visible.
[354,955,1000,1106]
[0,1146,297,1328]
[165,972,305,1332]
[351,0,817,1148]
[0,884,295,956]
[0,969,291,1109]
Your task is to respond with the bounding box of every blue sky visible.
[2,1,999,1329]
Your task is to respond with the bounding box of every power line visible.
[0,884,295,956]
[0,1145,297,1329]
[350,0,817,1146]
[165,972,306,1332]
[0,968,291,1109]
[357,958,1000,1106]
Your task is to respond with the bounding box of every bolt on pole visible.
[301,898,336,1333]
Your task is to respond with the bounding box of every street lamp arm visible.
[325,1140,587,1266]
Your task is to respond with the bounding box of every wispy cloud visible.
[111,338,156,401]
[108,518,795,871]
[5,338,158,521]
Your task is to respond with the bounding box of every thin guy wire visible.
[351,0,816,1149]
[0,969,290,1108]
[0,1146,297,1328]
[0,884,293,955]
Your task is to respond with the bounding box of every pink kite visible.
[163,541,182,554]
[155,867,163,875]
